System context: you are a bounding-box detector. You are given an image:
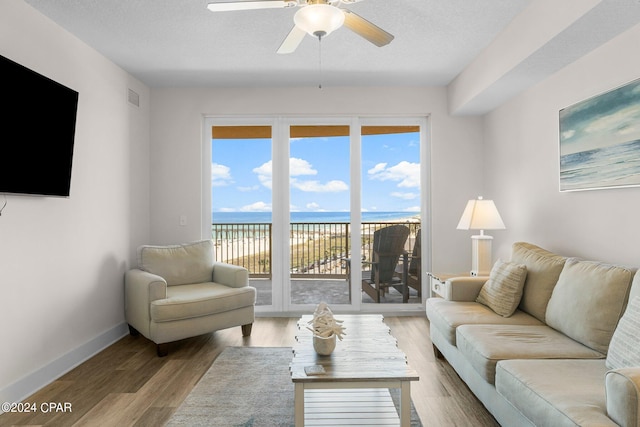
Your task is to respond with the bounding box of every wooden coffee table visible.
[290,314,419,426]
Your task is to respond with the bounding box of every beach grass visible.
[215,220,420,276]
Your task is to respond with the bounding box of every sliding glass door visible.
[288,124,352,307]
[205,117,429,314]
[210,124,274,307]
[361,125,422,304]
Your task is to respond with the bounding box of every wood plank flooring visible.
[0,316,499,427]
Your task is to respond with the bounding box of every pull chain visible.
[318,34,323,89]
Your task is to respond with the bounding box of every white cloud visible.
[391,192,418,200]
[253,157,318,189]
[368,161,420,188]
[211,163,233,187]
[291,179,348,192]
[253,161,273,189]
[306,202,320,210]
[237,185,260,192]
[253,158,348,193]
[290,158,317,176]
[368,163,387,175]
[584,104,640,137]
[239,201,271,212]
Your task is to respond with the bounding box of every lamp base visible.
[470,234,493,276]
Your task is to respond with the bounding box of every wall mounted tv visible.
[0,54,79,197]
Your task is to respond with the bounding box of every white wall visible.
[0,0,150,403]
[484,22,640,266]
[149,86,484,273]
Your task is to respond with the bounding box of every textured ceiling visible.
[22,0,640,114]
[23,0,530,87]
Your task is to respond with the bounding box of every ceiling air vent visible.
[128,88,140,107]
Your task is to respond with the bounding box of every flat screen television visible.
[0,54,79,197]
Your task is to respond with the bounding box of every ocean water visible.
[212,211,416,224]
[560,139,640,191]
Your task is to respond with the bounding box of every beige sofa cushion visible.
[546,258,634,354]
[496,359,617,426]
[138,240,214,286]
[511,242,567,322]
[606,296,640,370]
[426,298,542,345]
[457,324,604,384]
[476,259,527,317]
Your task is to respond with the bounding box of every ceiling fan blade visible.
[277,26,306,54]
[342,9,394,47]
[207,0,297,12]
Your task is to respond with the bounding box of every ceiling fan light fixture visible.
[294,4,345,38]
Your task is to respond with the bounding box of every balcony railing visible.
[212,221,421,279]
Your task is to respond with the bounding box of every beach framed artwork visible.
[559,78,640,192]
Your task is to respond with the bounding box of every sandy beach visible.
[213,215,421,274]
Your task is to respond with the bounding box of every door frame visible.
[203,115,431,315]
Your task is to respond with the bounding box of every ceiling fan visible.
[206,0,394,54]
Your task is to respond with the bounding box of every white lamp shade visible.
[294,4,345,37]
[456,198,505,231]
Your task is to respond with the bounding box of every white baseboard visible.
[0,322,129,410]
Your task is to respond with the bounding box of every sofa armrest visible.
[442,276,489,301]
[212,262,249,288]
[606,367,640,427]
[124,269,167,334]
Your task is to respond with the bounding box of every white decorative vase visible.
[313,334,336,356]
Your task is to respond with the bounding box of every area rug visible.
[166,346,422,426]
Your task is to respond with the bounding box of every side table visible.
[428,272,467,298]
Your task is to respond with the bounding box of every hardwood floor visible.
[0,316,499,427]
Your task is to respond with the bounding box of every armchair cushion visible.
[138,239,214,286]
[150,283,256,322]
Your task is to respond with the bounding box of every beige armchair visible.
[125,239,256,356]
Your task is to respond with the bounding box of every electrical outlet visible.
[179,215,187,226]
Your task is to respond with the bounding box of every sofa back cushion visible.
[546,258,634,354]
[606,296,640,370]
[137,239,214,286]
[511,242,566,322]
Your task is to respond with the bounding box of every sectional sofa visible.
[426,242,640,426]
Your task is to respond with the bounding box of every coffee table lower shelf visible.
[294,382,411,426]
[291,315,418,426]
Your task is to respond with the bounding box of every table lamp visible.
[457,196,506,276]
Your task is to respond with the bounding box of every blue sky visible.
[212,130,420,213]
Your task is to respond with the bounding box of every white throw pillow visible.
[476,259,527,317]
[606,296,640,370]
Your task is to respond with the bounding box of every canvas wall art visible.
[559,78,640,192]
